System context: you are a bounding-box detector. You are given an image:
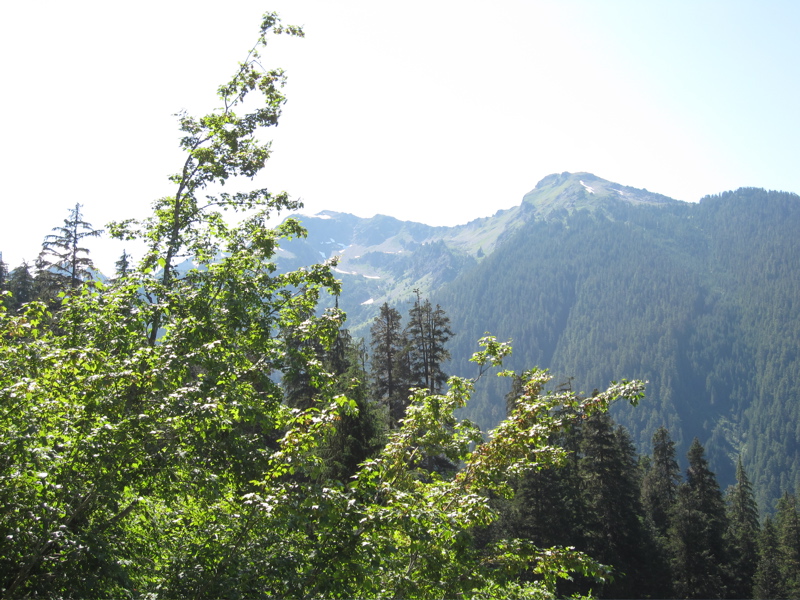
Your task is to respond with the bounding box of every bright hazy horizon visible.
[2,1,799,273]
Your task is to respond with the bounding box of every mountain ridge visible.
[281,174,800,511]
[277,171,681,331]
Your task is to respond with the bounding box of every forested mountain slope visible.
[276,171,673,334]
[434,184,800,510]
[282,172,800,510]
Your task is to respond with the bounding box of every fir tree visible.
[114,250,132,281]
[775,491,800,597]
[725,456,760,598]
[5,262,35,312]
[753,517,784,599]
[578,414,657,598]
[641,426,681,538]
[321,332,386,482]
[370,302,408,427]
[281,307,326,411]
[404,291,453,394]
[37,203,103,292]
[0,254,7,292]
[668,438,730,598]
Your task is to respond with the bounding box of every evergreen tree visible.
[668,438,730,598]
[753,517,784,599]
[0,254,7,292]
[775,491,800,597]
[641,426,681,537]
[32,255,63,306]
[404,291,453,394]
[509,445,582,550]
[370,302,408,427]
[37,202,103,292]
[321,331,386,482]
[281,306,326,411]
[495,385,582,557]
[725,457,760,598]
[578,414,658,598]
[5,262,35,312]
[114,249,132,280]
[638,427,681,597]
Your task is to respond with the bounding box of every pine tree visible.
[775,491,800,597]
[668,438,730,598]
[114,250,132,281]
[577,414,658,598]
[641,426,681,537]
[370,302,408,427]
[753,517,784,599]
[0,255,7,292]
[37,203,103,293]
[725,457,760,598]
[321,332,386,482]
[404,291,453,394]
[5,262,35,312]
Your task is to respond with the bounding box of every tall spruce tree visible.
[638,427,681,597]
[281,306,326,410]
[753,517,784,599]
[0,255,7,292]
[641,426,681,538]
[37,203,103,292]
[668,438,730,598]
[5,262,35,312]
[578,414,657,598]
[370,302,408,427]
[114,250,132,281]
[404,291,453,394]
[320,330,386,482]
[725,457,760,598]
[775,491,800,597]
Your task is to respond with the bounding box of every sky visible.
[2,1,799,274]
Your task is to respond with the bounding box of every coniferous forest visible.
[434,185,800,513]
[3,10,800,600]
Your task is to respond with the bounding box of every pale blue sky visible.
[1,1,799,273]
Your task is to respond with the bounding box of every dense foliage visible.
[486,418,800,599]
[436,188,800,509]
[3,10,800,598]
[0,12,647,599]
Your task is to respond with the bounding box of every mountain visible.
[283,172,800,511]
[521,171,679,216]
[275,205,514,335]
[277,172,671,332]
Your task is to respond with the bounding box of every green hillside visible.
[273,173,800,511]
[435,185,800,510]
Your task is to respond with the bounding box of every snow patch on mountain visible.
[580,180,595,194]
[361,298,374,305]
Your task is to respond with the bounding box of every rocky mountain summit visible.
[279,172,671,331]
